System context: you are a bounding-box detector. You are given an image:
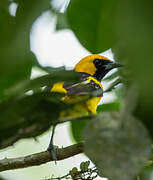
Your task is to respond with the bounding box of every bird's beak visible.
[104,61,122,70]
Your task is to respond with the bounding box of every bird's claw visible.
[47,144,58,163]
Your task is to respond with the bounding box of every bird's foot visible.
[47,144,58,163]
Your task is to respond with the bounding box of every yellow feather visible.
[50,54,110,118]
[75,54,110,75]
[51,82,67,94]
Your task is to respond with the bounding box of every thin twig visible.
[104,77,122,93]
[0,142,84,172]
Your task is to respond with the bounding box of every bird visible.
[48,54,121,160]
[51,54,121,117]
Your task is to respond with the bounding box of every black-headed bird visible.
[48,54,121,160]
[51,54,120,117]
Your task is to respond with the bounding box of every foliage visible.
[67,0,115,53]
[0,0,153,180]
[47,161,98,180]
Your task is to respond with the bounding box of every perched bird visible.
[51,54,120,117]
[48,54,121,160]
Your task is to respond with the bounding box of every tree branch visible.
[0,142,84,172]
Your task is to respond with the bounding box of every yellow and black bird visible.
[51,54,120,117]
[48,54,121,159]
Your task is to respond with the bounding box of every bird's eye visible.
[94,59,102,66]
[94,59,100,64]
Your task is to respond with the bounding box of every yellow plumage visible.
[48,54,121,158]
[51,54,118,118]
[51,76,102,117]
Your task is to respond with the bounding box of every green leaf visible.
[113,0,153,138]
[0,69,79,149]
[80,161,90,172]
[0,177,8,180]
[67,0,116,53]
[138,170,153,180]
[134,97,153,140]
[0,0,10,13]
[70,119,90,143]
[0,92,67,149]
[70,167,78,174]
[113,0,153,94]
[0,9,33,99]
[69,167,79,179]
[0,0,52,100]
[133,169,153,180]
[5,70,78,98]
[97,101,121,113]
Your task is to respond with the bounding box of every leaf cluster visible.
[48,161,98,180]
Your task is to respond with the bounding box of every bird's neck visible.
[93,69,108,81]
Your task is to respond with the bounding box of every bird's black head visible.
[93,58,121,81]
[74,54,121,81]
